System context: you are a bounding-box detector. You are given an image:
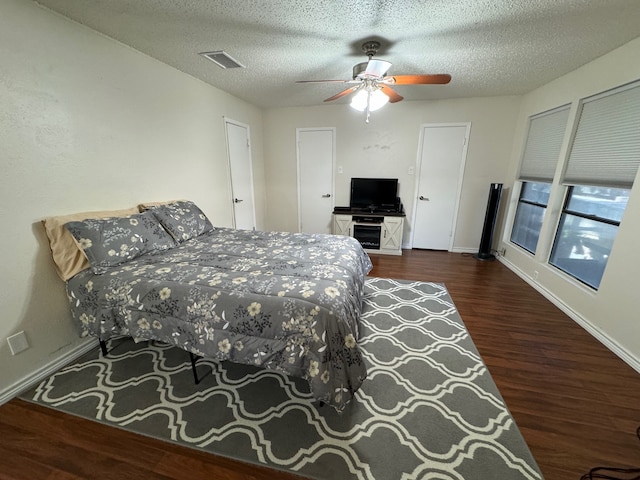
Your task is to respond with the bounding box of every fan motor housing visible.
[362,41,381,57]
[352,62,368,79]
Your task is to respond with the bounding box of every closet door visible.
[225,118,256,230]
[412,124,470,250]
[297,128,335,234]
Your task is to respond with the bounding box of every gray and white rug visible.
[23,278,542,480]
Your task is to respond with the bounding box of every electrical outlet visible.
[532,270,539,281]
[337,166,343,174]
[7,331,29,355]
[408,166,415,175]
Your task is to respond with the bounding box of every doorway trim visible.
[409,122,471,250]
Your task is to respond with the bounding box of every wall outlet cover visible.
[7,331,29,355]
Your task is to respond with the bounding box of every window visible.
[550,186,629,289]
[511,182,551,253]
[550,81,640,289]
[510,106,570,253]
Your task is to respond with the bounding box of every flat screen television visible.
[350,177,398,211]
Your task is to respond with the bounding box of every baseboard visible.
[451,247,477,254]
[404,243,477,255]
[0,338,96,405]
[498,256,640,375]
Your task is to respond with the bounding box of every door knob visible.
[322,193,331,198]
[234,198,244,203]
[419,196,430,201]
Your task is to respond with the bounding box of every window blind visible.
[563,81,640,188]
[518,105,570,182]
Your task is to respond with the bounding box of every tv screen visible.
[350,178,398,210]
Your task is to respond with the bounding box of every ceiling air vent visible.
[199,50,245,69]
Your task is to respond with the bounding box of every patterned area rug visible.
[22,278,542,480]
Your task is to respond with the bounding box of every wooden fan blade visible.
[296,79,348,84]
[324,86,359,102]
[380,85,403,103]
[390,74,452,85]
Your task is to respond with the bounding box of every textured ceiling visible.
[35,0,640,108]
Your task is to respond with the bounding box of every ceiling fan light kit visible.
[297,40,451,123]
[350,87,389,124]
[350,88,389,112]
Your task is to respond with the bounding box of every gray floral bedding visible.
[66,227,373,411]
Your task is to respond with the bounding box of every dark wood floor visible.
[2,250,640,479]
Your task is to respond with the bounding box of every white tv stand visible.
[333,210,404,256]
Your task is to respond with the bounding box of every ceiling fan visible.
[296,40,451,122]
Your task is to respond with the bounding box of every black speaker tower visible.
[474,183,503,261]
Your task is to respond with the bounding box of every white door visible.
[225,119,256,230]
[297,128,335,234]
[412,124,470,250]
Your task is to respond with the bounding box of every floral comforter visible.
[66,227,373,411]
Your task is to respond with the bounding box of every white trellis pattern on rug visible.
[26,278,542,480]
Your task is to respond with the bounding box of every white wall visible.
[263,96,521,251]
[500,37,640,369]
[0,0,265,399]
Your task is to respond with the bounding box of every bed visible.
[45,201,372,412]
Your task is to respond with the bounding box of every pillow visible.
[65,210,176,274]
[137,199,186,212]
[43,207,139,281]
[149,200,214,243]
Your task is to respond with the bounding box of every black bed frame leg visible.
[190,352,201,384]
[99,339,108,356]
